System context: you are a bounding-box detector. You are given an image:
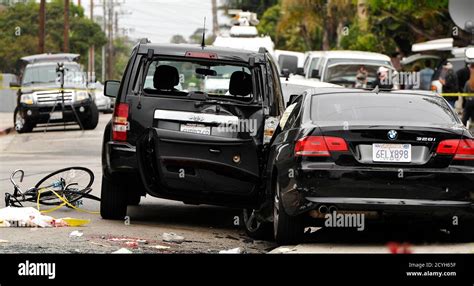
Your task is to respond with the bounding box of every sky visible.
[80,0,229,44]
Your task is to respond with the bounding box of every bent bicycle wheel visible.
[35,167,94,206]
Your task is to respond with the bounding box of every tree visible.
[170,34,187,44]
[223,0,278,16]
[188,28,214,45]
[0,0,106,74]
[254,0,471,57]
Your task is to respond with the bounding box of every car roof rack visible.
[258,47,268,54]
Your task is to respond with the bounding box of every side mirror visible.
[287,94,300,107]
[296,67,304,76]
[104,80,120,98]
[311,69,320,79]
[281,68,290,79]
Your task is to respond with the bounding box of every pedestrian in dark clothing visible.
[440,62,459,107]
[461,63,474,126]
[457,64,471,108]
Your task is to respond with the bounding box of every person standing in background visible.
[457,63,471,109]
[439,62,459,107]
[419,60,434,90]
[461,63,474,126]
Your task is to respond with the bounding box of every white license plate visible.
[372,143,411,163]
[49,112,63,120]
[180,124,211,135]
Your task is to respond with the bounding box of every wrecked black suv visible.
[100,40,284,224]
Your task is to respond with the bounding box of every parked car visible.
[280,76,339,105]
[311,50,395,88]
[264,87,474,244]
[11,53,99,133]
[100,41,285,222]
[90,81,113,113]
[275,50,305,76]
[302,51,324,79]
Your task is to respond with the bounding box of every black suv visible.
[101,41,284,228]
[11,53,99,133]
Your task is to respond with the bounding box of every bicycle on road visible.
[5,167,100,210]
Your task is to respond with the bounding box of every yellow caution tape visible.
[441,93,474,97]
[36,187,99,215]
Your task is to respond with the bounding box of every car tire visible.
[100,174,128,220]
[82,102,99,130]
[127,192,141,206]
[242,209,272,240]
[13,107,34,133]
[273,180,304,245]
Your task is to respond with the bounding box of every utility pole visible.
[39,0,45,54]
[211,0,218,37]
[78,0,81,7]
[101,0,106,82]
[107,0,114,80]
[115,11,118,36]
[64,0,70,53]
[89,0,95,82]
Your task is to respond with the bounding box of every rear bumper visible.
[280,164,474,218]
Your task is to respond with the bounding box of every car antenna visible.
[201,17,206,49]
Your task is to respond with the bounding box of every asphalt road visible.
[0,114,473,254]
[0,114,273,253]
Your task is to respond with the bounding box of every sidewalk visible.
[0,112,13,134]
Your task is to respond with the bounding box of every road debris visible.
[0,207,91,228]
[112,248,133,254]
[69,230,84,241]
[145,245,171,250]
[0,207,54,227]
[162,232,185,244]
[107,237,148,248]
[219,247,242,254]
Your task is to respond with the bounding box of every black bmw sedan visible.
[266,88,474,245]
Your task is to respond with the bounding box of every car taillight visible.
[112,103,129,141]
[295,136,348,157]
[436,139,474,160]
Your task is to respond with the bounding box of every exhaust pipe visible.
[328,205,338,214]
[318,204,328,214]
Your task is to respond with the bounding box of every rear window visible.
[141,58,254,101]
[311,93,458,126]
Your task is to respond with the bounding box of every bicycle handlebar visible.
[10,169,24,195]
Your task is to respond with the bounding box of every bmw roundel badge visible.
[387,130,398,140]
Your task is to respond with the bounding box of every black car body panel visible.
[102,43,284,208]
[267,88,474,223]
